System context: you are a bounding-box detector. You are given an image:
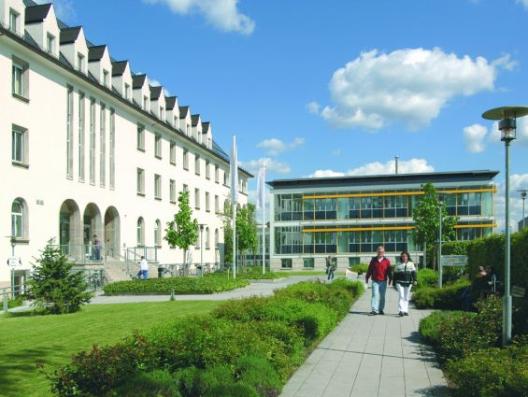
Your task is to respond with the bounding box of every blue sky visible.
[51,0,528,225]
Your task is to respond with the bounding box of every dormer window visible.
[160,107,165,121]
[77,54,85,73]
[124,83,130,100]
[186,124,190,136]
[174,116,178,128]
[46,33,55,54]
[143,95,148,111]
[103,70,109,87]
[9,9,19,33]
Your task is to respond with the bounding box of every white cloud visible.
[256,137,305,156]
[463,124,488,153]
[314,48,513,130]
[307,101,321,115]
[309,158,434,178]
[241,157,290,174]
[516,0,528,9]
[35,0,75,21]
[144,0,255,35]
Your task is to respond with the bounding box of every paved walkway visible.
[281,285,449,397]
[90,275,324,304]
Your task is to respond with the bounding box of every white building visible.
[0,0,251,287]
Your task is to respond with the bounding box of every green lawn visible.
[0,301,221,397]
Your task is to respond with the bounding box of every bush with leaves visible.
[413,279,470,309]
[28,244,92,314]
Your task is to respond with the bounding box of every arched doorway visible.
[104,206,120,258]
[83,203,102,261]
[59,199,81,259]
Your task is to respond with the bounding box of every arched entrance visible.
[59,199,81,259]
[104,206,120,258]
[83,203,102,261]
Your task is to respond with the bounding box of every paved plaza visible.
[281,285,448,397]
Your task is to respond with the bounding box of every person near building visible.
[327,256,337,281]
[391,250,417,316]
[138,256,149,280]
[92,235,101,261]
[366,245,392,315]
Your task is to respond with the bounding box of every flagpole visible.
[232,201,237,280]
[261,168,266,275]
[230,136,238,280]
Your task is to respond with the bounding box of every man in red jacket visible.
[366,245,392,315]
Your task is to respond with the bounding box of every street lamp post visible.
[10,237,16,298]
[199,224,205,277]
[519,190,527,230]
[483,106,528,346]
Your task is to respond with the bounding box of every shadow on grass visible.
[0,345,61,396]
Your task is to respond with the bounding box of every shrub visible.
[419,311,471,346]
[28,244,92,314]
[413,279,470,309]
[416,268,438,289]
[114,370,182,397]
[236,269,283,280]
[349,263,369,275]
[103,273,249,295]
[446,341,528,397]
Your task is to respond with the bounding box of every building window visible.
[215,165,220,184]
[170,179,176,203]
[160,106,164,121]
[137,124,145,151]
[195,155,200,176]
[154,174,162,200]
[11,198,27,239]
[186,124,190,136]
[143,95,148,111]
[11,125,28,166]
[89,98,96,185]
[12,58,28,99]
[183,149,189,170]
[102,70,109,87]
[205,160,210,180]
[9,9,19,33]
[215,229,219,249]
[215,195,219,214]
[137,168,145,196]
[78,92,85,181]
[124,83,130,100]
[205,192,210,212]
[77,53,85,73]
[170,142,176,165]
[183,184,189,193]
[205,227,210,250]
[155,134,162,159]
[154,219,162,247]
[46,33,55,54]
[109,108,115,189]
[223,171,228,186]
[303,258,315,268]
[281,259,293,269]
[99,103,106,187]
[195,188,200,209]
[174,116,179,128]
[137,217,145,246]
[66,86,74,179]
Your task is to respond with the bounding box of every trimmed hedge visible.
[52,280,365,396]
[416,268,438,289]
[349,263,369,275]
[413,279,471,309]
[103,274,249,295]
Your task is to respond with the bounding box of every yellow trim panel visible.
[302,187,497,200]
[302,223,496,233]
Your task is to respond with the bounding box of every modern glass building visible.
[268,170,498,270]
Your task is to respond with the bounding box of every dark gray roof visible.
[179,106,189,117]
[132,74,147,89]
[191,114,201,126]
[212,141,229,162]
[165,96,177,110]
[59,26,82,44]
[202,122,210,133]
[112,61,128,76]
[25,3,51,24]
[268,170,499,189]
[150,85,162,100]
[88,45,107,62]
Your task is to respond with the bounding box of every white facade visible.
[0,1,250,286]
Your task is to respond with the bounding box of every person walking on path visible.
[326,256,337,281]
[392,250,417,317]
[366,245,391,315]
[138,256,149,280]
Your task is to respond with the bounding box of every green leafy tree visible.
[236,203,258,268]
[222,201,234,267]
[165,190,199,273]
[28,243,92,314]
[413,183,457,268]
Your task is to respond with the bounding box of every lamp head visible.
[482,106,528,143]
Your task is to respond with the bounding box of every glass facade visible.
[273,186,495,257]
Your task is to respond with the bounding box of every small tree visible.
[165,190,199,274]
[237,203,258,268]
[28,243,92,314]
[222,201,233,267]
[413,182,457,268]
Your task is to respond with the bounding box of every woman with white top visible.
[391,250,417,317]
